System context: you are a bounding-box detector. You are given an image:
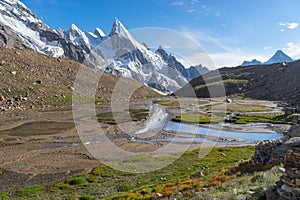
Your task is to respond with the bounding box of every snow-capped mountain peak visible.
[94,28,105,38]
[0,0,64,57]
[67,24,90,46]
[0,0,47,29]
[109,17,131,38]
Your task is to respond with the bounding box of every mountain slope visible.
[175,60,300,104]
[0,0,63,56]
[0,47,160,111]
[0,0,100,67]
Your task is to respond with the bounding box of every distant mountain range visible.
[0,0,209,93]
[241,50,293,66]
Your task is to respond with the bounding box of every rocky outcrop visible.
[267,137,300,200]
[251,140,286,167]
[0,24,26,49]
[277,138,300,199]
[266,115,300,199]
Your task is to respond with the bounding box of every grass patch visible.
[155,99,210,107]
[155,99,180,107]
[0,192,9,200]
[234,113,293,124]
[205,103,271,112]
[16,185,43,197]
[172,112,291,125]
[53,183,72,191]
[66,177,86,185]
[195,79,249,90]
[117,184,131,192]
[173,113,224,123]
[16,146,256,199]
[96,109,149,124]
[0,168,3,175]
[79,195,95,200]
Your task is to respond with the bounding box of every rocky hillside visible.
[0,48,160,112]
[175,60,300,104]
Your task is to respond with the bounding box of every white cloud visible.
[263,46,272,50]
[172,1,184,6]
[283,42,300,59]
[279,22,299,30]
[288,23,298,29]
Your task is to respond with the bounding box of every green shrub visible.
[0,169,3,175]
[0,192,9,200]
[16,185,43,197]
[66,177,86,185]
[251,174,265,183]
[86,175,97,183]
[79,195,95,200]
[53,183,72,190]
[91,166,102,175]
[117,184,131,192]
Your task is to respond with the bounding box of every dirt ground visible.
[0,102,175,192]
[0,98,290,192]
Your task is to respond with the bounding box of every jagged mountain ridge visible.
[0,0,209,93]
[241,50,293,66]
[156,46,209,81]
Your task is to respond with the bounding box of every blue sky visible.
[22,0,300,68]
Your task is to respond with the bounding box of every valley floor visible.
[0,97,291,199]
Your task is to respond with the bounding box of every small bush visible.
[91,166,102,175]
[86,175,97,183]
[0,169,3,175]
[17,185,43,197]
[79,195,95,200]
[0,192,9,200]
[66,177,86,185]
[53,183,72,190]
[251,174,265,183]
[117,184,131,192]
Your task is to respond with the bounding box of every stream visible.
[134,102,282,145]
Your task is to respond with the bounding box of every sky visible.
[22,0,300,68]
